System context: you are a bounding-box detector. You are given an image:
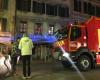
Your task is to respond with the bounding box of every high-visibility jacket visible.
[18,37,33,56]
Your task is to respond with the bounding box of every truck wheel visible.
[61,61,71,68]
[77,55,91,71]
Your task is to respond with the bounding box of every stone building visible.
[0,0,100,61]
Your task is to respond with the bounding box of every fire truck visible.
[52,16,100,71]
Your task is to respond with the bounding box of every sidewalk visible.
[4,59,61,80]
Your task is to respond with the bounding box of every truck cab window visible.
[61,28,68,38]
[70,26,81,41]
[54,27,68,40]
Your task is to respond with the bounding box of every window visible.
[83,2,88,14]
[65,7,69,17]
[96,6,100,17]
[88,3,95,15]
[0,18,7,32]
[32,1,42,14]
[84,1,96,16]
[58,6,69,17]
[3,0,8,9]
[74,0,81,12]
[41,3,45,14]
[0,0,8,10]
[54,5,57,16]
[32,1,46,14]
[16,0,31,12]
[46,4,57,16]
[59,6,65,17]
[70,26,81,41]
[0,0,3,11]
[54,27,68,40]
[48,25,54,35]
[32,1,58,16]
[32,1,36,12]
[61,28,68,38]
[46,4,52,15]
[34,23,42,34]
[19,21,27,33]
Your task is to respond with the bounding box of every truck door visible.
[69,26,82,52]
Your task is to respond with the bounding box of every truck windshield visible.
[70,26,81,41]
[54,27,68,40]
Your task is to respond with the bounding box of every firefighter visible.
[11,38,20,75]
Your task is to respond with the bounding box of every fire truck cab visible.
[52,16,100,71]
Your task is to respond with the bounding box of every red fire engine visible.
[52,16,100,71]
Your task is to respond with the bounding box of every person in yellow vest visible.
[18,33,33,79]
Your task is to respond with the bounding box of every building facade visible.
[0,0,100,35]
[0,0,100,61]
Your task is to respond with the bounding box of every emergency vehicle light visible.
[56,40,64,46]
[12,33,57,43]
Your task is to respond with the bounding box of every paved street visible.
[3,60,100,80]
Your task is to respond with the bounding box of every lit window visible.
[19,21,27,33]
[48,25,54,35]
